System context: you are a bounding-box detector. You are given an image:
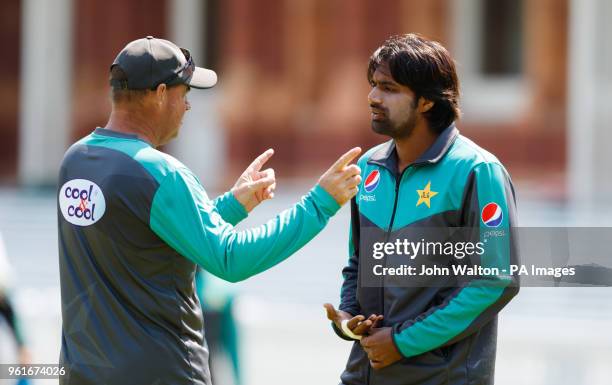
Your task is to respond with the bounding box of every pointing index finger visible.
[248,149,275,171]
[331,147,362,172]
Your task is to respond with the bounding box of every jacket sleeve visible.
[332,197,363,340]
[392,162,520,358]
[149,167,340,283]
[212,191,248,226]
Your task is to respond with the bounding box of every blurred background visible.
[1,0,611,384]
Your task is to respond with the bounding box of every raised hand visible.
[231,149,276,212]
[318,147,362,206]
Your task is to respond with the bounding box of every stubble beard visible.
[371,112,417,140]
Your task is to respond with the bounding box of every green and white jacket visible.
[336,124,519,385]
[58,128,340,385]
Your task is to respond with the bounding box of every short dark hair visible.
[367,34,461,133]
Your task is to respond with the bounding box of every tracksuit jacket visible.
[57,128,340,385]
[335,124,520,385]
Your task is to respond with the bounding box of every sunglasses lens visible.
[179,48,194,79]
[181,48,191,62]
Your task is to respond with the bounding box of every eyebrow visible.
[373,80,398,87]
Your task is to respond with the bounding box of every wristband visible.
[341,319,362,340]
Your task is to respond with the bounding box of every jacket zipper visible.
[386,176,403,240]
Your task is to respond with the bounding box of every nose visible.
[368,87,381,106]
[185,100,191,111]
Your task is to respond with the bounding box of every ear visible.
[155,83,167,104]
[418,97,434,113]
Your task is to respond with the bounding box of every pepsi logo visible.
[363,170,380,193]
[481,202,503,227]
[59,179,106,226]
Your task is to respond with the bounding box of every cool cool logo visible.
[59,179,106,226]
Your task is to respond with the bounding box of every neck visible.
[393,121,437,173]
[104,108,160,147]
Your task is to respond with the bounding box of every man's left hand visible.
[232,149,276,212]
[360,327,403,370]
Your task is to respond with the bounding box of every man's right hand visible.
[324,303,383,338]
[318,147,362,206]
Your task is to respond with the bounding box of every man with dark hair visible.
[325,33,519,385]
[58,36,362,385]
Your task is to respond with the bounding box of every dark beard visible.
[371,113,417,140]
